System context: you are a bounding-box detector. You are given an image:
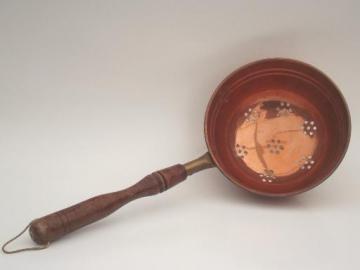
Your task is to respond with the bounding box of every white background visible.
[0,1,359,269]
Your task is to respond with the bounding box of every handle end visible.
[29,219,53,245]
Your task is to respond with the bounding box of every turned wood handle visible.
[29,164,187,244]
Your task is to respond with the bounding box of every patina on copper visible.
[2,58,351,253]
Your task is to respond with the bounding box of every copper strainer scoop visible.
[3,58,350,253]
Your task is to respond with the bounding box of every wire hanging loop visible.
[2,223,50,254]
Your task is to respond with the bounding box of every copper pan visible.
[3,58,351,253]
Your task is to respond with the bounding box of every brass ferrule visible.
[183,152,215,176]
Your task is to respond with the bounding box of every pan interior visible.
[205,59,350,196]
[235,99,318,183]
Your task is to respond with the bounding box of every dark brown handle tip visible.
[30,219,51,245]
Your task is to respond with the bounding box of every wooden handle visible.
[29,164,187,244]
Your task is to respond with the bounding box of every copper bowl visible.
[205,58,350,196]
